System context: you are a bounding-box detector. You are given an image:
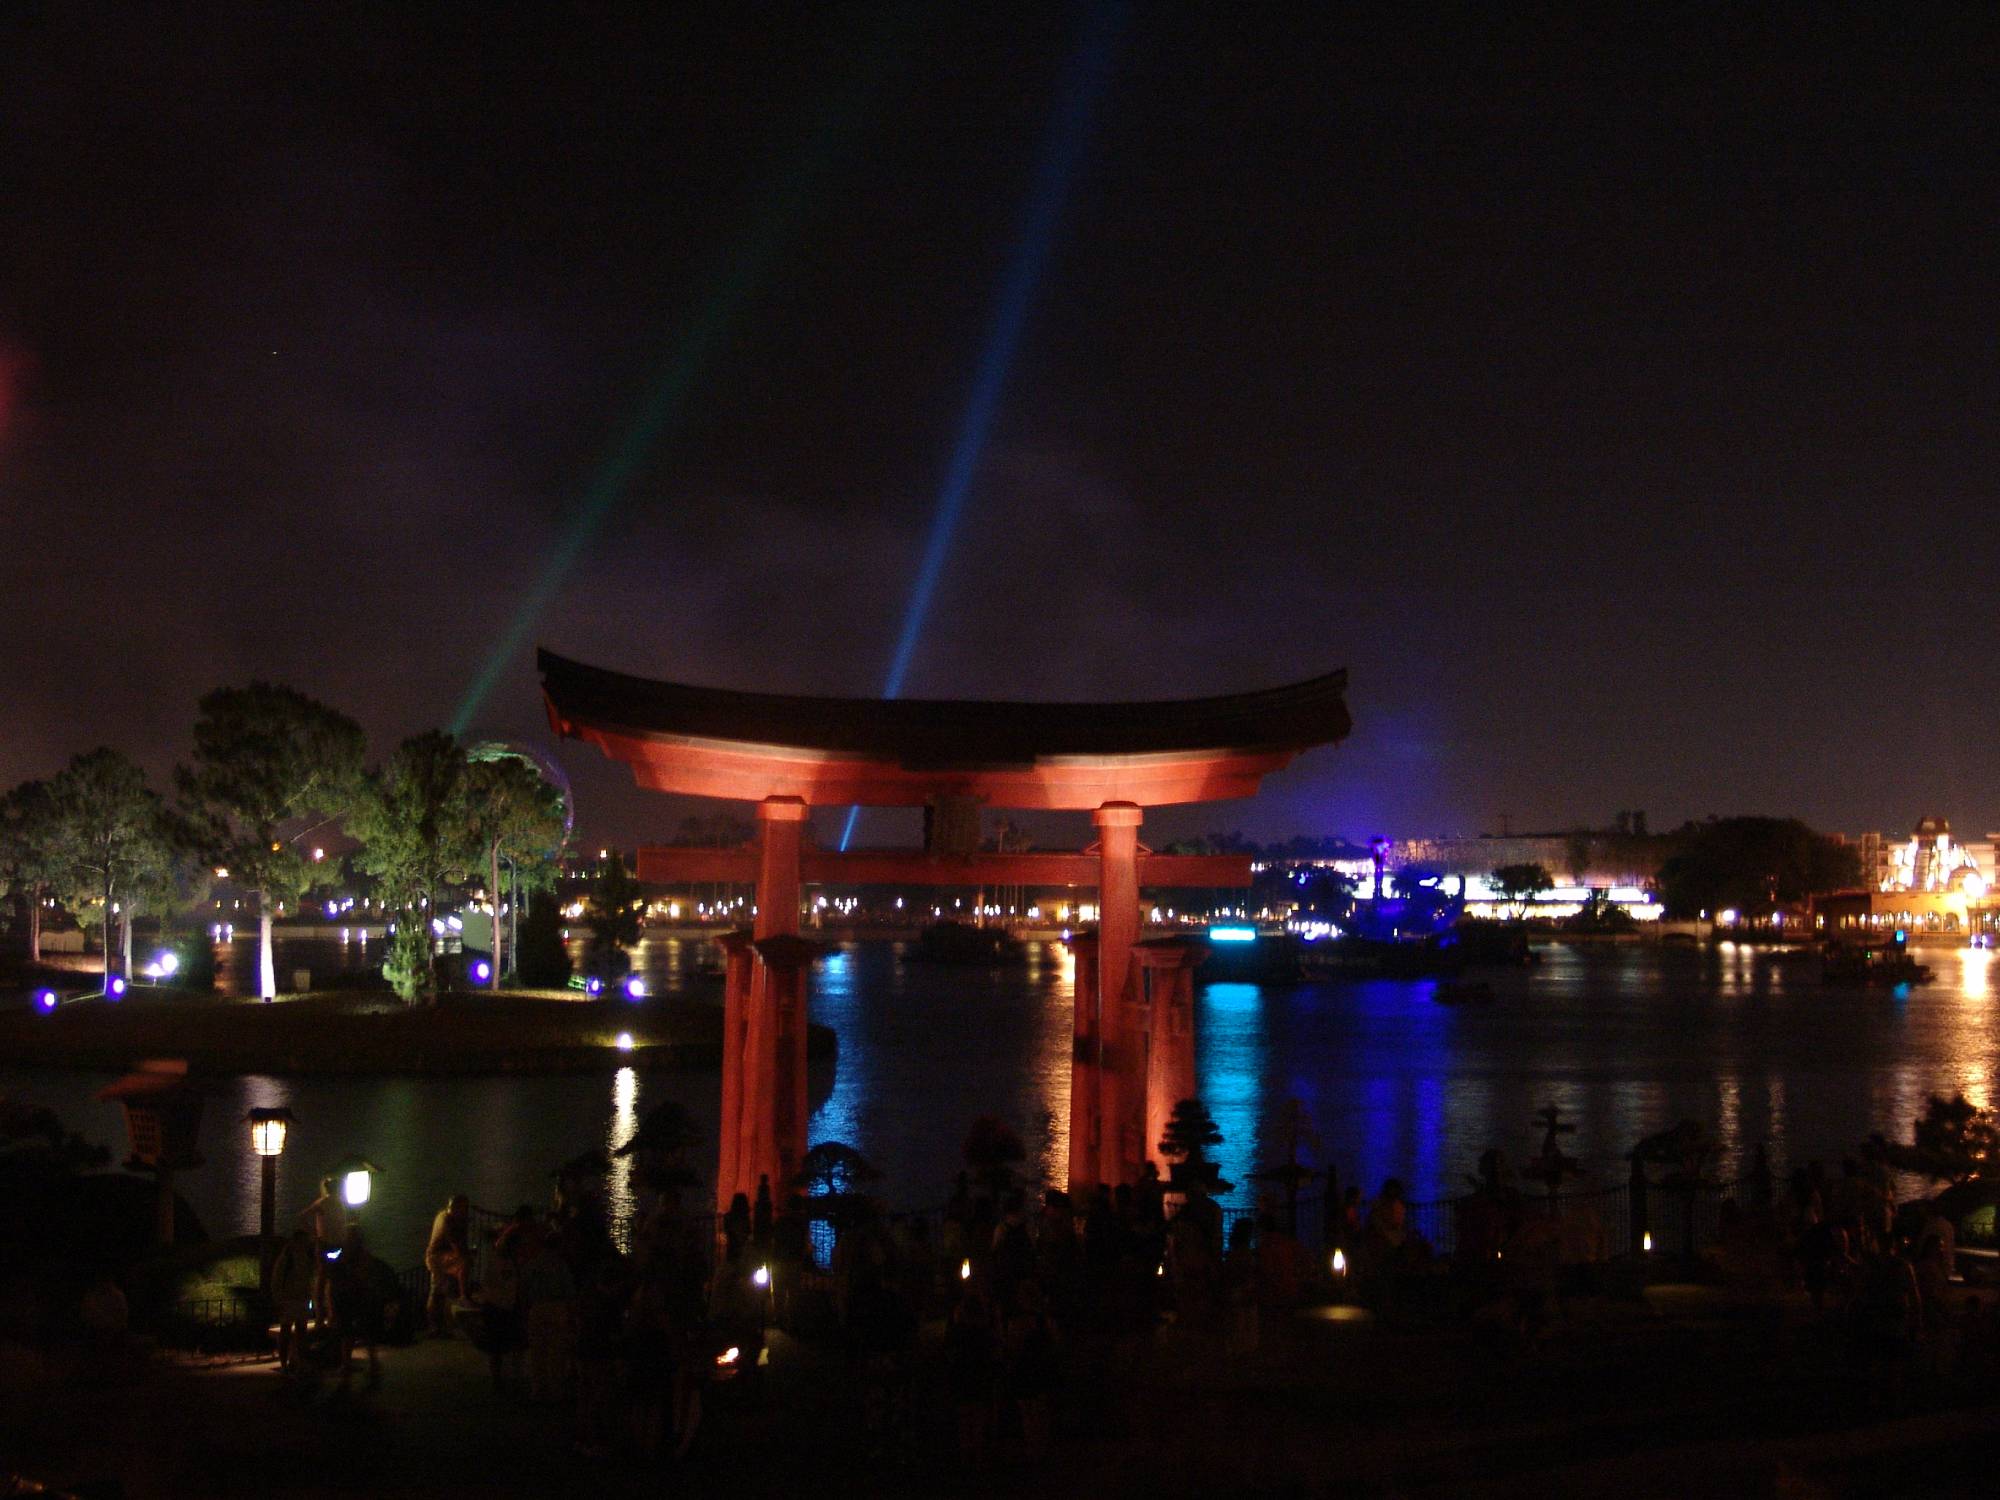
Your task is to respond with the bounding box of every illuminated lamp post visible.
[248,1106,295,1285]
[247,1107,295,1240]
[333,1157,378,1223]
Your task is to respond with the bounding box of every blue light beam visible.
[839,2,1125,852]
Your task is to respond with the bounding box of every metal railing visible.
[157,1260,436,1349]
[1205,1176,1762,1264]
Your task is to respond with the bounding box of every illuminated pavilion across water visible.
[539,649,1350,1209]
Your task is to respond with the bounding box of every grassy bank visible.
[0,987,836,1077]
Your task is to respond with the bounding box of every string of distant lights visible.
[838,1,1126,851]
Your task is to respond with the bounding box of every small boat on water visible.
[1821,943,1933,988]
[904,920,1025,966]
[1200,928,1305,984]
[1434,980,1496,1006]
[1296,937,1466,980]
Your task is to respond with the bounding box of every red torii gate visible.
[539,650,1350,1210]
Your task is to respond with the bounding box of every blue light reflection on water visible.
[12,937,2000,1259]
[806,947,864,1151]
[1195,984,1264,1201]
[805,942,1073,1192]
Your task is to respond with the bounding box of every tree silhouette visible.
[44,749,176,992]
[616,1098,704,1192]
[1158,1098,1223,1164]
[178,684,364,999]
[584,851,642,977]
[1,780,63,964]
[1654,816,1861,917]
[794,1140,880,1225]
[514,887,572,988]
[1490,863,1554,919]
[1159,1098,1228,1196]
[464,751,567,983]
[1863,1093,1998,1185]
[351,731,477,1002]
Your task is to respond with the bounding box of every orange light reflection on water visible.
[1959,948,1991,1003]
[1034,941,1073,1188]
[1945,950,1992,1111]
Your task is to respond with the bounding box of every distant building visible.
[1816,817,1994,937]
[1258,829,1669,922]
[1388,831,1665,889]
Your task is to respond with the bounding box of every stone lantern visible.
[97,1059,205,1246]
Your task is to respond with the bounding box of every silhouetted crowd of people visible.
[401,1153,1381,1469]
[1774,1156,2000,1407]
[265,1133,1997,1472]
[454,1161,725,1460]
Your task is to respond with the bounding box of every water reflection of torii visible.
[537,649,1350,1210]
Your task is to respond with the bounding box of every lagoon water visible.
[6,936,1998,1266]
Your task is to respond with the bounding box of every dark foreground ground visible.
[6,1283,1996,1499]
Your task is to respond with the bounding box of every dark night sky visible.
[4,4,1996,850]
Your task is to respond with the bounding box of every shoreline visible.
[0,988,837,1078]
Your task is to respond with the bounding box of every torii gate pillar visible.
[756,933,816,1195]
[1094,802,1146,1186]
[717,795,811,1212]
[715,930,756,1212]
[1137,937,1202,1173]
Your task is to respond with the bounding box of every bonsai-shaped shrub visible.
[615,1098,704,1193]
[1158,1098,1230,1196]
[794,1141,881,1226]
[1862,1092,1998,1185]
[382,920,430,1003]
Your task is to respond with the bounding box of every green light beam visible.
[451,20,910,736]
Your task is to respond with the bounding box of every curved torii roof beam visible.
[538,648,1350,810]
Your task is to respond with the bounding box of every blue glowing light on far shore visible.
[839,2,1125,853]
[1208,925,1258,943]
